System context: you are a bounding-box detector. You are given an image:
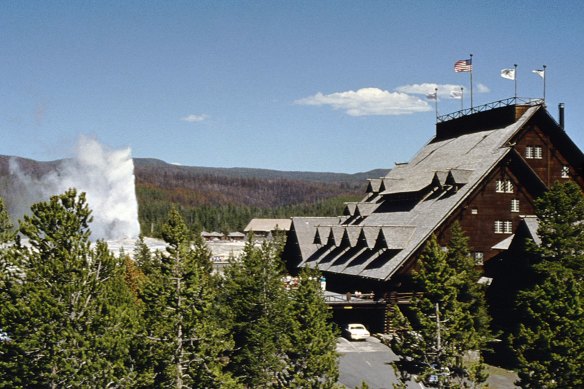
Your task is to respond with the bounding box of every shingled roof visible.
[289,104,542,281]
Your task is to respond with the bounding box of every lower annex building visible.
[282,98,584,332]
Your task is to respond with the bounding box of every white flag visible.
[501,68,516,80]
[449,90,462,99]
[532,69,545,78]
[426,92,437,100]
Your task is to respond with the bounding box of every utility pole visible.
[435,303,441,355]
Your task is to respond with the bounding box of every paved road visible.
[337,336,518,389]
[337,337,420,389]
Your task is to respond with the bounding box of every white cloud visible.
[477,83,490,93]
[396,83,467,100]
[181,114,208,123]
[295,87,431,116]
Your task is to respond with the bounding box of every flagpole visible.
[469,54,474,110]
[460,87,464,111]
[514,64,518,100]
[434,88,438,119]
[543,64,547,103]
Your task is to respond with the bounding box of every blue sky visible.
[2,1,583,173]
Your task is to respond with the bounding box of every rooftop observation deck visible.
[435,97,545,139]
[437,97,545,123]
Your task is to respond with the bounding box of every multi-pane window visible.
[495,220,513,234]
[534,146,543,159]
[562,166,570,178]
[504,221,513,234]
[496,179,513,193]
[474,252,484,265]
[511,199,520,212]
[525,146,543,159]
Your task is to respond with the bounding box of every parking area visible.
[337,336,518,389]
[337,336,420,389]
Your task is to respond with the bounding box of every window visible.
[534,146,543,159]
[495,220,513,234]
[474,252,484,265]
[471,208,478,215]
[562,166,570,178]
[496,179,514,193]
[511,199,520,213]
[525,146,543,159]
[504,221,513,234]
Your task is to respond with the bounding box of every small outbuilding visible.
[201,231,225,241]
[244,218,291,240]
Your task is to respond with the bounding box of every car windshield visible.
[349,324,366,330]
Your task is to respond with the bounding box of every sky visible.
[2,1,584,173]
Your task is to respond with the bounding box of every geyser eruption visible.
[8,136,140,240]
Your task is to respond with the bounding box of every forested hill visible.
[134,158,387,208]
[0,155,389,236]
[133,158,388,235]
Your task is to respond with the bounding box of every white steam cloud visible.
[8,136,140,240]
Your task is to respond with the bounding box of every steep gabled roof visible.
[343,202,357,216]
[356,202,379,217]
[367,179,382,193]
[244,218,291,232]
[289,217,345,260]
[377,226,416,250]
[289,104,542,281]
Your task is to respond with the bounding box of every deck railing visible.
[437,97,545,123]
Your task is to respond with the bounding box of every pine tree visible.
[133,234,154,272]
[0,197,14,243]
[0,189,140,387]
[447,223,491,352]
[140,207,237,388]
[391,234,490,387]
[513,181,584,387]
[286,267,339,388]
[528,181,584,276]
[221,236,292,387]
[514,271,584,388]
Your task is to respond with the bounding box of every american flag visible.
[454,59,472,72]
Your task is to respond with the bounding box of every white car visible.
[343,323,370,340]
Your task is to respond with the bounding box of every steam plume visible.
[8,136,140,240]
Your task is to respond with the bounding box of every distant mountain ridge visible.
[134,158,388,183]
[0,155,388,183]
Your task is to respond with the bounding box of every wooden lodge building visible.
[282,98,584,332]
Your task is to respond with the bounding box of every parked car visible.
[424,363,450,387]
[343,323,370,340]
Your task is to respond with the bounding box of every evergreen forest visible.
[0,191,340,388]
